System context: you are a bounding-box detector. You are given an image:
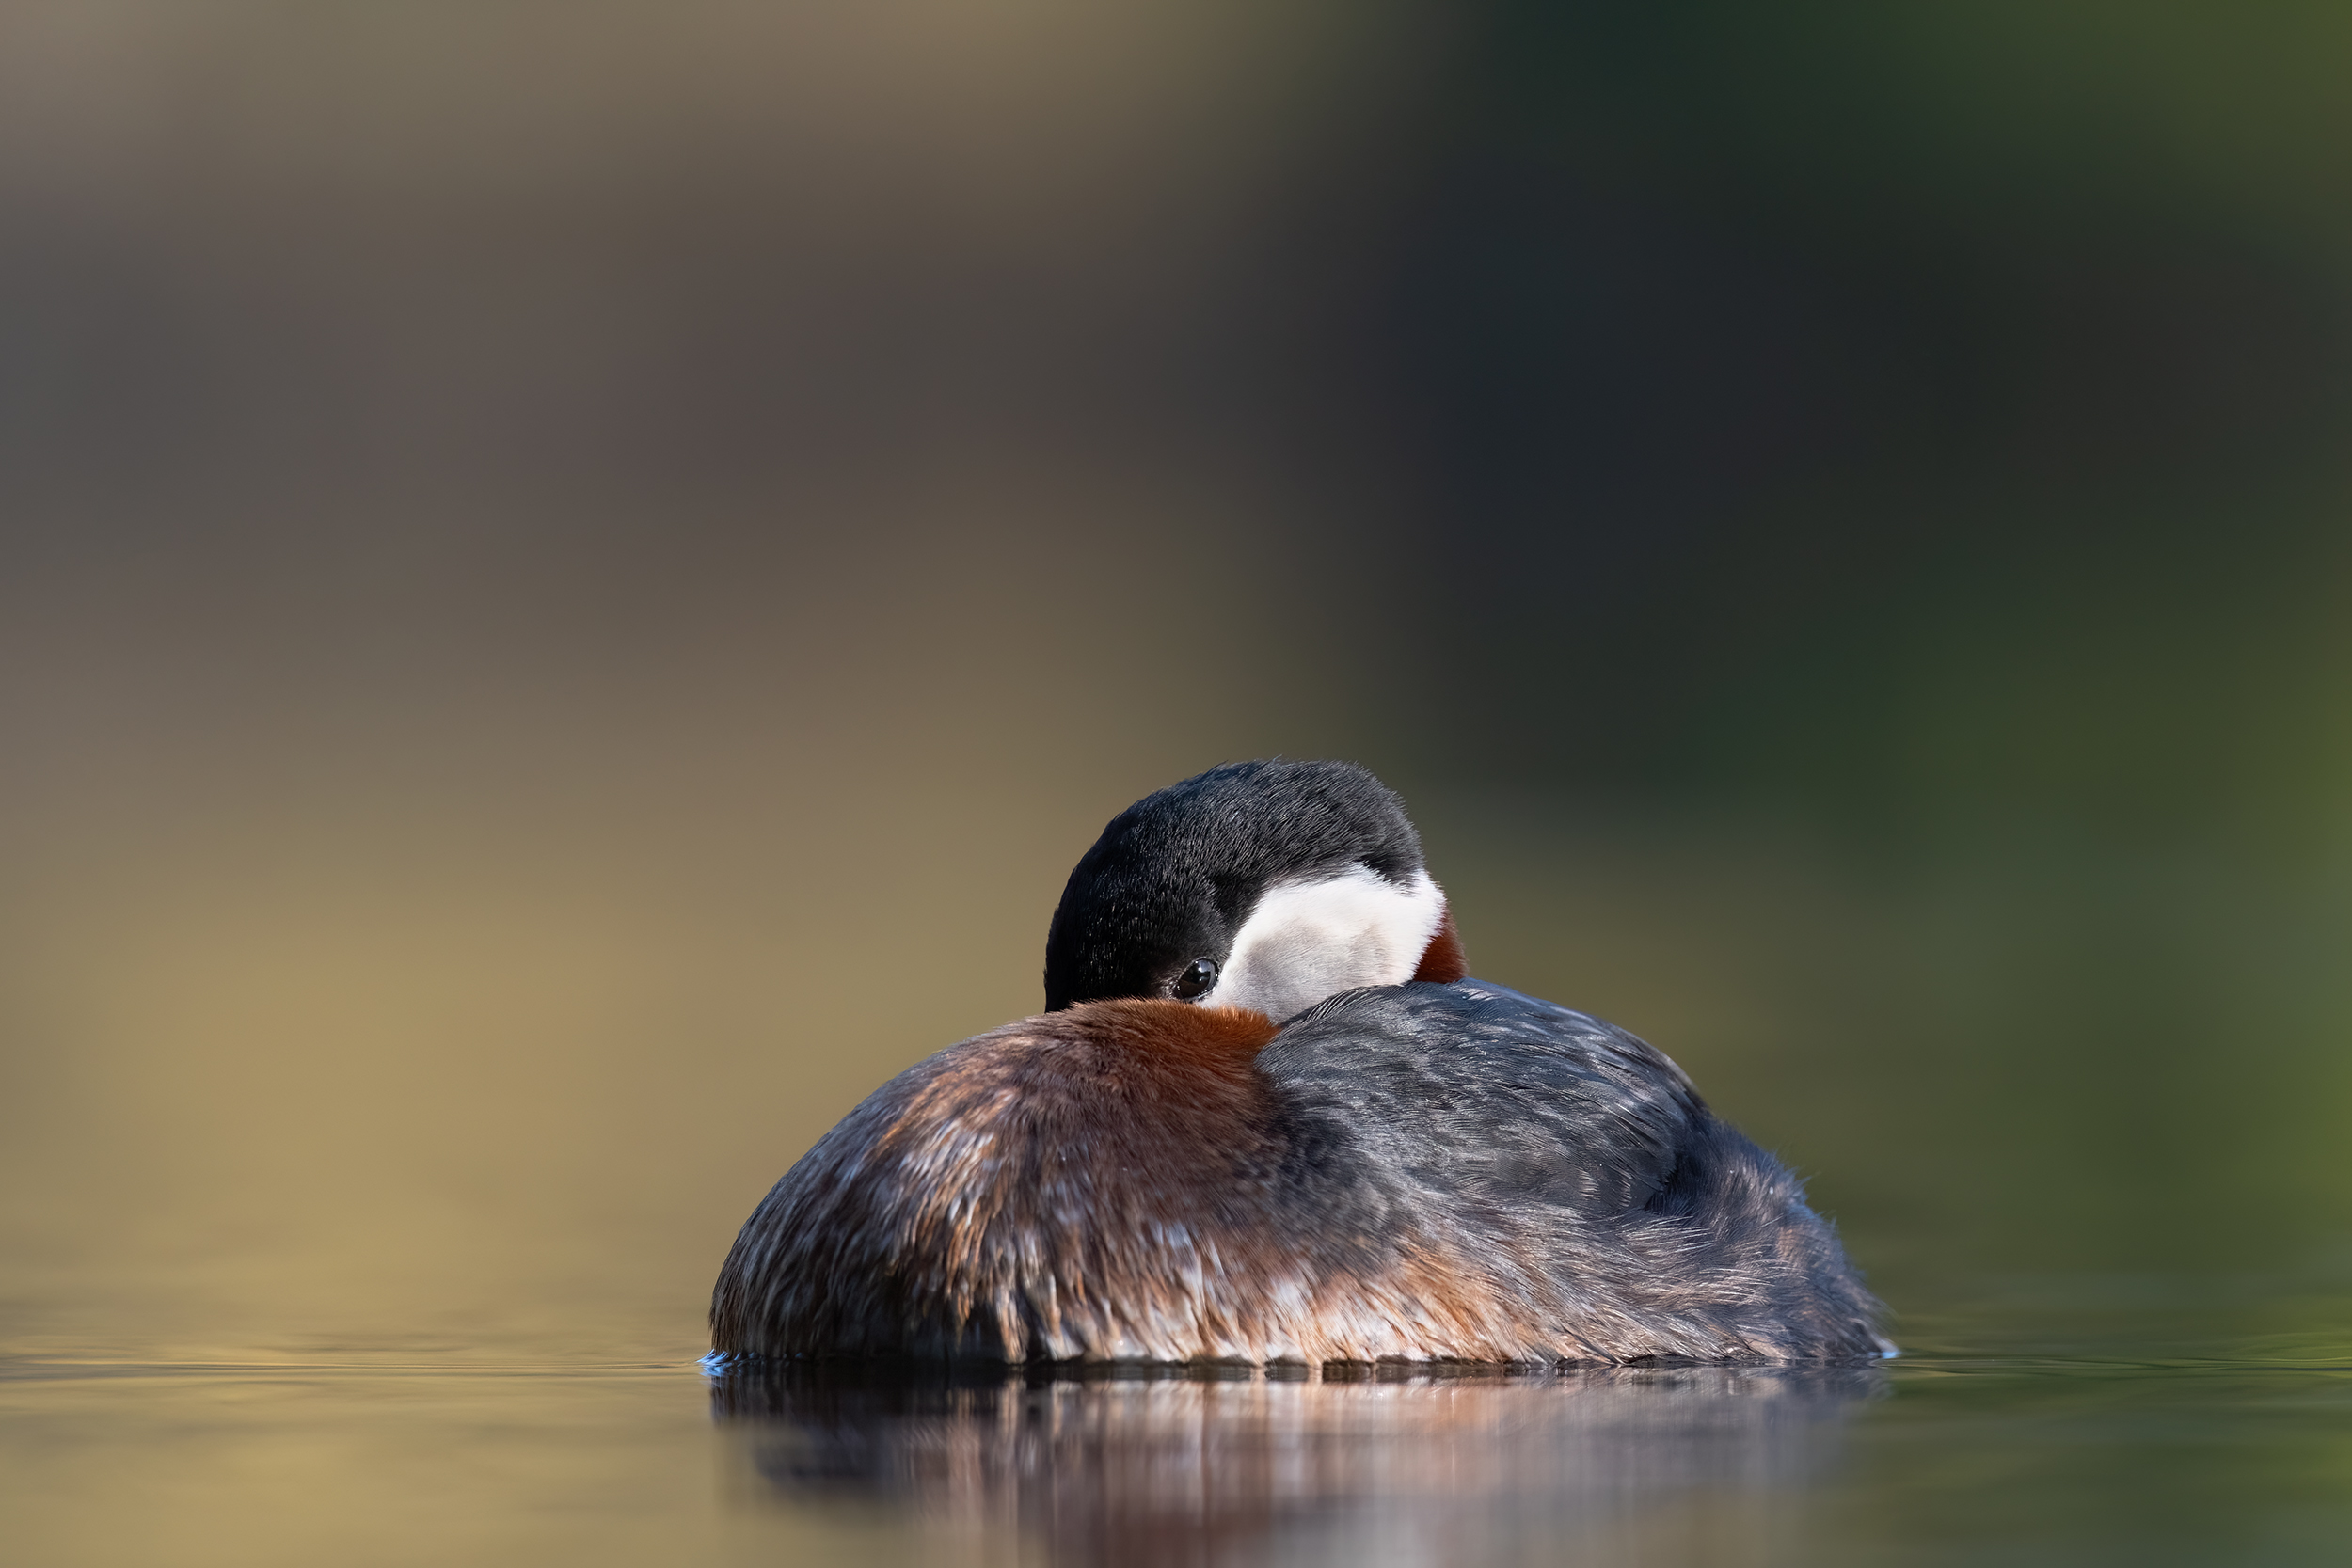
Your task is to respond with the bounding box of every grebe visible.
[710,761,1887,1364]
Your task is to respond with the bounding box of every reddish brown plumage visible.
[1088,997,1281,1072]
[1412,911,1468,984]
[709,995,1605,1362]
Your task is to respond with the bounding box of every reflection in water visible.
[710,1360,1883,1565]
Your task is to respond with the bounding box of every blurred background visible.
[4,0,2351,1376]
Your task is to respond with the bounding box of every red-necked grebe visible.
[710,759,1887,1364]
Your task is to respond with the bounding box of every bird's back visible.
[1262,980,1888,1360]
[711,982,1885,1364]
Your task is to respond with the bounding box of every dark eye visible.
[1171,958,1219,1001]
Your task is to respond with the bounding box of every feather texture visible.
[710,981,1886,1364]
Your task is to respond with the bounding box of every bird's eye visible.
[1171,958,1219,1001]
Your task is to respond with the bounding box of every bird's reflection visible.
[710,1358,1883,1565]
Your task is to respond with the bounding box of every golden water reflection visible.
[713,1361,1883,1565]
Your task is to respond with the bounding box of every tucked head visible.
[1043,759,1466,1020]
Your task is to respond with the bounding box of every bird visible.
[709,760,1888,1365]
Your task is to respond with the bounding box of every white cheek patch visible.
[1206,863,1446,1022]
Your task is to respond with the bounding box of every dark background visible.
[4,1,2348,1362]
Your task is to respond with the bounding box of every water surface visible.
[10,1283,2351,1566]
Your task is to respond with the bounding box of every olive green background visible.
[3,7,2349,1547]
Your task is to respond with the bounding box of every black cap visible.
[1042,760,1424,1010]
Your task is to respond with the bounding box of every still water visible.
[8,1286,2351,1566]
[8,812,2350,1563]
